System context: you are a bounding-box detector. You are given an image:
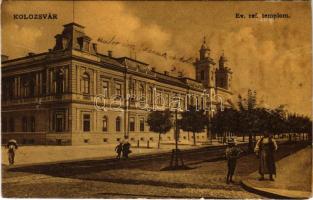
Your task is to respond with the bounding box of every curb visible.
[240,179,291,199]
[240,179,311,199]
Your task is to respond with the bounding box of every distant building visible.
[1,23,233,145]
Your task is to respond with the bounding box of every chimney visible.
[151,67,155,72]
[28,52,35,56]
[1,55,9,61]
[108,50,113,57]
[164,71,169,75]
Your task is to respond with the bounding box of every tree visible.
[180,106,207,145]
[147,109,173,149]
[211,107,239,142]
[236,89,258,151]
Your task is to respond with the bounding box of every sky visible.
[1,1,312,116]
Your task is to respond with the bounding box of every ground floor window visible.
[116,117,121,132]
[55,113,65,132]
[103,116,108,132]
[129,117,135,132]
[140,117,144,132]
[83,114,90,132]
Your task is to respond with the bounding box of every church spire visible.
[219,50,228,68]
[199,36,210,60]
[200,36,209,51]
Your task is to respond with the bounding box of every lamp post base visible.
[169,149,185,169]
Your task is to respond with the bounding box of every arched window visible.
[102,81,109,98]
[116,117,121,132]
[81,72,90,94]
[131,81,136,95]
[148,87,153,105]
[103,116,108,132]
[30,116,35,132]
[140,117,144,132]
[55,69,64,94]
[22,117,28,132]
[190,95,194,106]
[139,84,145,98]
[129,117,135,132]
[22,78,35,97]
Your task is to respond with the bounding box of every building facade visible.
[1,23,233,145]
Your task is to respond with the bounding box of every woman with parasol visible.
[6,139,18,165]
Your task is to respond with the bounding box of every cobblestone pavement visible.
[2,142,307,198]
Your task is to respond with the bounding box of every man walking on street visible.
[122,141,131,159]
[115,141,123,160]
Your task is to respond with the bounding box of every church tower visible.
[215,52,232,90]
[194,37,216,88]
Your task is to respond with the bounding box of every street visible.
[2,142,308,198]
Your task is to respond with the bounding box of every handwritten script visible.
[97,36,195,64]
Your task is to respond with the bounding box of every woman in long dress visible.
[254,133,278,181]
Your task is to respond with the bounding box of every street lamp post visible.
[170,109,184,169]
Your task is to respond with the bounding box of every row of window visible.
[3,70,208,103]
[2,69,64,100]
[2,116,35,132]
[53,113,145,133]
[82,114,145,133]
[101,80,122,97]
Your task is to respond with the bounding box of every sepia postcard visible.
[1,0,312,199]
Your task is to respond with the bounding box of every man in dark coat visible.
[122,141,131,159]
[115,142,123,159]
[254,133,278,181]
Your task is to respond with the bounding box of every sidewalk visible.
[1,140,228,166]
[241,146,312,199]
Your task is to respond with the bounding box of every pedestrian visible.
[115,141,123,159]
[254,132,278,181]
[223,136,227,144]
[7,139,18,165]
[122,141,131,159]
[225,138,242,184]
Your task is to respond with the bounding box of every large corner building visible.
[2,23,233,145]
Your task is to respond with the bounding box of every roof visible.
[63,22,85,28]
[116,57,149,66]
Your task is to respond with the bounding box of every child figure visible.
[225,138,242,184]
